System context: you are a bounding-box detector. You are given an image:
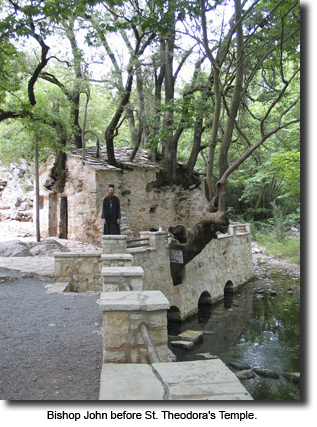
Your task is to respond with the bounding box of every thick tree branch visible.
[27,38,50,106]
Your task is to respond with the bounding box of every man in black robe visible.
[101,184,121,235]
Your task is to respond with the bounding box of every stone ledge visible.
[101,266,144,277]
[127,247,156,254]
[138,231,167,236]
[102,235,128,241]
[100,290,170,311]
[101,254,133,261]
[53,252,101,258]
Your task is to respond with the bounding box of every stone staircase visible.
[101,235,144,291]
[99,234,170,367]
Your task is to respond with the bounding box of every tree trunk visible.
[206,67,221,200]
[218,0,244,179]
[130,66,146,162]
[105,73,134,166]
[81,90,90,160]
[168,204,229,283]
[34,135,41,242]
[162,9,177,183]
[63,18,85,148]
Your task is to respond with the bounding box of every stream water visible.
[168,270,300,400]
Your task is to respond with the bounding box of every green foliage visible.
[147,93,212,149]
[271,150,300,198]
[271,201,285,242]
[256,233,300,265]
[284,204,300,227]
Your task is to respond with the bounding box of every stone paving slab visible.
[99,360,253,400]
[0,256,54,276]
[153,359,253,400]
[99,364,165,400]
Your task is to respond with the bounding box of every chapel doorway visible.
[59,196,68,239]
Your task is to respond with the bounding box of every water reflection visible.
[168,279,300,400]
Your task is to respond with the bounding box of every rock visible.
[235,370,256,380]
[168,349,177,362]
[282,372,300,384]
[228,362,251,370]
[197,353,217,359]
[178,330,203,344]
[0,240,31,257]
[252,367,279,379]
[28,240,70,256]
[0,275,18,283]
[0,239,70,257]
[170,340,194,351]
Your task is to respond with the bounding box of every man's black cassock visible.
[101,195,121,235]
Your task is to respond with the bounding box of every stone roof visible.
[68,147,161,170]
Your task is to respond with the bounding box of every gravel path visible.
[0,268,103,400]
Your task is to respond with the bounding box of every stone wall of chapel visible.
[39,154,209,243]
[62,155,99,242]
[95,166,209,240]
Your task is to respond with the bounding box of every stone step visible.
[102,235,128,254]
[178,330,203,344]
[101,266,144,292]
[101,253,133,267]
[170,340,194,351]
[101,266,144,277]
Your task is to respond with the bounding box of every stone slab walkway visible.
[99,359,253,400]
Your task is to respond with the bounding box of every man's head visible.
[108,184,114,196]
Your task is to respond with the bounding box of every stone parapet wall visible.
[171,232,254,319]
[54,252,102,292]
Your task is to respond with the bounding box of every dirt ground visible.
[0,268,103,400]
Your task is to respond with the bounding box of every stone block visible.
[170,340,194,351]
[103,349,126,363]
[178,330,203,344]
[102,235,128,254]
[101,253,133,267]
[79,261,96,275]
[100,291,170,312]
